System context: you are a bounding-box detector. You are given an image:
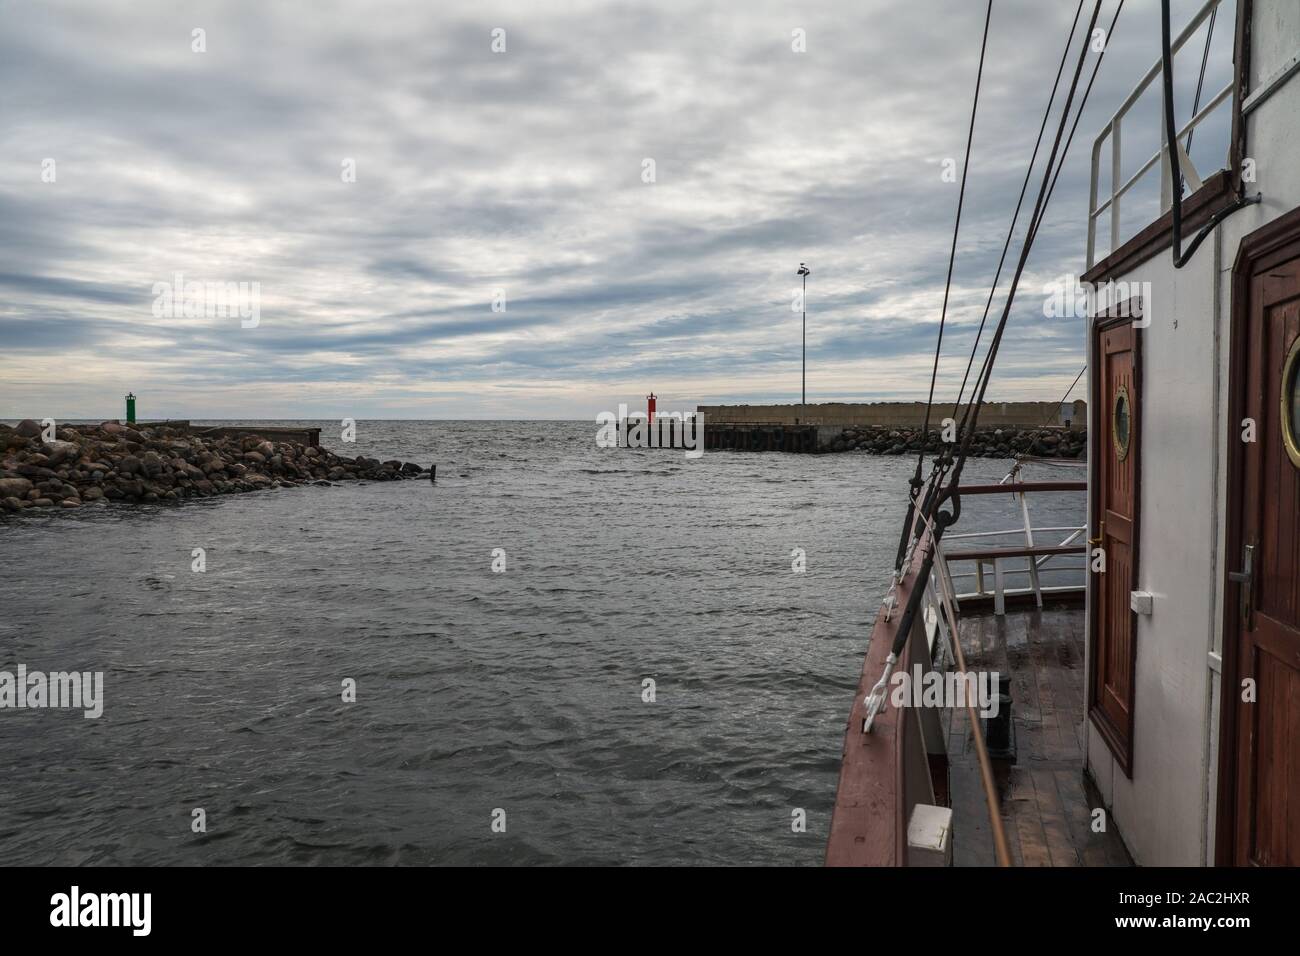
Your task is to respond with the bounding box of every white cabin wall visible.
[1087,250,1218,867]
[1084,0,1300,866]
[1203,0,1300,861]
[1250,1,1300,94]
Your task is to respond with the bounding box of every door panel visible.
[1090,316,1139,773]
[1231,254,1300,866]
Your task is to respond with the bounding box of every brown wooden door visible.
[1229,243,1300,866]
[1089,315,1139,775]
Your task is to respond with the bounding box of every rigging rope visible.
[1029,1,1130,251]
[955,0,1121,450]
[951,0,1087,419]
[884,0,1110,669]
[904,0,1091,568]
[919,0,993,453]
[892,0,994,574]
[1044,364,1087,427]
[1184,6,1217,159]
[870,2,1129,740]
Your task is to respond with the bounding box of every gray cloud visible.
[0,0,1233,418]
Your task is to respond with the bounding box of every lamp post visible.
[797,263,810,421]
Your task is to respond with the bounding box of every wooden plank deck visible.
[947,605,1133,866]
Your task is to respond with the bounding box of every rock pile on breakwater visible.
[823,424,1087,458]
[0,419,429,513]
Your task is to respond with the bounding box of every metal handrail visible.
[915,509,1013,866]
[848,467,1085,867]
[936,480,1086,611]
[945,525,1083,540]
[958,481,1086,495]
[1086,0,1231,268]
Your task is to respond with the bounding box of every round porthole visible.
[1283,337,1300,470]
[1112,384,1132,462]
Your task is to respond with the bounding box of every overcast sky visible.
[0,0,1235,419]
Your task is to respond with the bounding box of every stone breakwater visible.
[823,424,1087,458]
[0,419,428,513]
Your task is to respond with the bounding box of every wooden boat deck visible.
[947,604,1133,866]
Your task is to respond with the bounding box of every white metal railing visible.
[1086,0,1233,268]
[935,483,1086,615]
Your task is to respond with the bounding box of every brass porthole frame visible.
[1282,336,1300,470]
[1112,383,1132,462]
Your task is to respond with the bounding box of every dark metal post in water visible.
[429,464,436,482]
[797,263,810,421]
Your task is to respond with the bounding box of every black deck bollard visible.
[983,673,1014,760]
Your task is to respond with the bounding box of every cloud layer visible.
[0,0,1235,418]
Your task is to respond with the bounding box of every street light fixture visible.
[797,263,810,420]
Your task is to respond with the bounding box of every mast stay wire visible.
[1184,5,1217,158]
[869,1,1120,741]
[950,0,1087,420]
[891,0,994,574]
[883,0,1109,671]
[908,0,1094,557]
[954,0,1125,451]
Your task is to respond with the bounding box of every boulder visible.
[0,477,33,498]
[38,440,77,466]
[0,422,428,517]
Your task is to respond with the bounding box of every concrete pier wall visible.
[108,420,323,448]
[192,425,322,448]
[696,400,1086,430]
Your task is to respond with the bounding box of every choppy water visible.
[0,420,1082,865]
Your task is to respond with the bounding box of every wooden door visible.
[1227,236,1300,866]
[1089,313,1139,775]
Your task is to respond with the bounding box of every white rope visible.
[1012,453,1085,468]
[882,469,942,618]
[865,489,969,735]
